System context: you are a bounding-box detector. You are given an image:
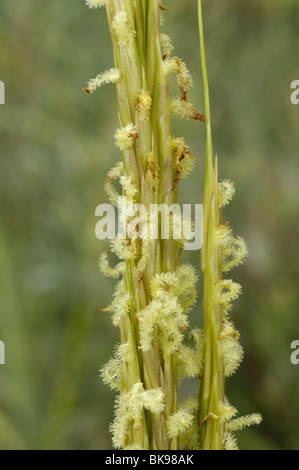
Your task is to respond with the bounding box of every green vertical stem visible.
[198,0,225,450]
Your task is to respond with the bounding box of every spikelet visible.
[161,33,174,60]
[180,422,200,450]
[180,397,199,413]
[222,236,248,273]
[99,251,125,279]
[115,124,139,150]
[137,229,151,274]
[175,58,193,99]
[224,432,239,451]
[100,355,122,391]
[218,398,238,422]
[150,271,180,300]
[84,68,121,94]
[119,174,138,202]
[136,90,152,122]
[227,413,262,432]
[147,153,160,192]
[85,0,107,9]
[218,180,235,208]
[176,345,201,381]
[164,57,178,75]
[178,398,200,450]
[220,331,244,378]
[171,137,196,188]
[190,328,204,376]
[102,281,132,327]
[112,11,136,47]
[105,160,123,206]
[110,236,137,261]
[110,393,132,449]
[172,264,198,312]
[216,223,233,247]
[137,269,192,357]
[216,280,242,307]
[166,409,194,439]
[137,301,160,352]
[171,98,205,122]
[110,383,165,449]
[141,388,165,414]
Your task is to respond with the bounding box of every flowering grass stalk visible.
[197,0,261,450]
[85,0,261,450]
[85,0,205,450]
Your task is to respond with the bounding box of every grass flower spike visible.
[85,0,261,451]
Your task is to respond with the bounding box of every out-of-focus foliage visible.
[0,0,298,450]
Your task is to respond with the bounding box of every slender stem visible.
[198,0,225,450]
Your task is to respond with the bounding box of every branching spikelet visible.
[180,397,199,414]
[99,251,125,279]
[85,0,107,9]
[216,223,233,247]
[220,320,240,342]
[163,57,193,98]
[218,180,235,208]
[105,160,123,206]
[137,229,151,274]
[137,301,160,352]
[227,414,262,433]
[222,236,248,273]
[141,388,165,414]
[216,224,248,273]
[110,236,137,261]
[224,431,239,451]
[100,355,122,391]
[178,398,200,450]
[172,264,198,312]
[110,383,164,448]
[171,98,205,122]
[150,271,180,300]
[161,33,174,60]
[190,328,204,376]
[220,333,244,378]
[218,398,238,422]
[175,58,193,99]
[138,270,191,356]
[147,153,160,192]
[216,280,242,307]
[115,124,139,150]
[164,57,179,75]
[171,137,195,188]
[84,68,121,94]
[112,11,136,47]
[103,284,132,327]
[166,409,194,439]
[119,174,138,202]
[136,90,152,122]
[176,345,201,381]
[159,311,187,358]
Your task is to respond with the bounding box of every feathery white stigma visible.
[84,68,121,94]
[115,124,139,150]
[112,11,136,47]
[85,0,107,9]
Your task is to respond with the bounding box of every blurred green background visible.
[0,0,298,450]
